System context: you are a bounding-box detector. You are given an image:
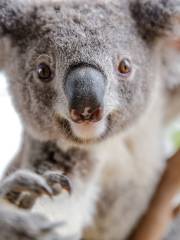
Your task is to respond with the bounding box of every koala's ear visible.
[0,0,32,39]
[129,0,180,43]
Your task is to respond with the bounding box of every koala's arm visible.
[1,134,90,240]
[0,134,74,240]
[2,133,72,209]
[0,137,64,239]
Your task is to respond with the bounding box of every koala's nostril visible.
[90,108,103,122]
[70,107,103,123]
[70,109,84,123]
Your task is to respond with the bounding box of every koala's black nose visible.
[64,65,106,123]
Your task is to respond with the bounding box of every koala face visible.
[1,0,179,145]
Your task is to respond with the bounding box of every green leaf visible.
[172,130,180,150]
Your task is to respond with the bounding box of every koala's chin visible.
[70,119,107,141]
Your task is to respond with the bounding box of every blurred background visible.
[0,72,179,178]
[0,72,22,177]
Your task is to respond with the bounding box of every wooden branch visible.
[129,150,180,240]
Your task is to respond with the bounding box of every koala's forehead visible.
[16,0,139,53]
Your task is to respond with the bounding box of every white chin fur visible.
[71,120,107,140]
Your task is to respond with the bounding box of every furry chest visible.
[32,176,100,238]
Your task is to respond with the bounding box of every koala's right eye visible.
[37,63,53,82]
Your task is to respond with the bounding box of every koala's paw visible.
[0,206,63,240]
[0,170,53,197]
[0,170,53,209]
[0,169,72,209]
[43,171,72,196]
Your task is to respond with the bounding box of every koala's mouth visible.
[70,120,107,140]
[56,116,110,144]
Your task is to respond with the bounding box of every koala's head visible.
[0,0,179,145]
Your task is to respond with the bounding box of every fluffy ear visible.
[129,0,180,43]
[0,0,36,40]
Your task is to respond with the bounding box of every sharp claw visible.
[59,176,72,195]
[2,171,54,197]
[43,171,72,195]
[41,184,53,197]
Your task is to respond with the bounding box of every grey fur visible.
[0,204,62,240]
[0,0,180,240]
[130,0,175,42]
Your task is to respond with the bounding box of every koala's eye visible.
[37,63,53,82]
[118,58,132,76]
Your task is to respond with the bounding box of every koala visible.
[0,0,180,239]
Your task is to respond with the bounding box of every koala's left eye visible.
[118,58,132,76]
[37,63,53,82]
